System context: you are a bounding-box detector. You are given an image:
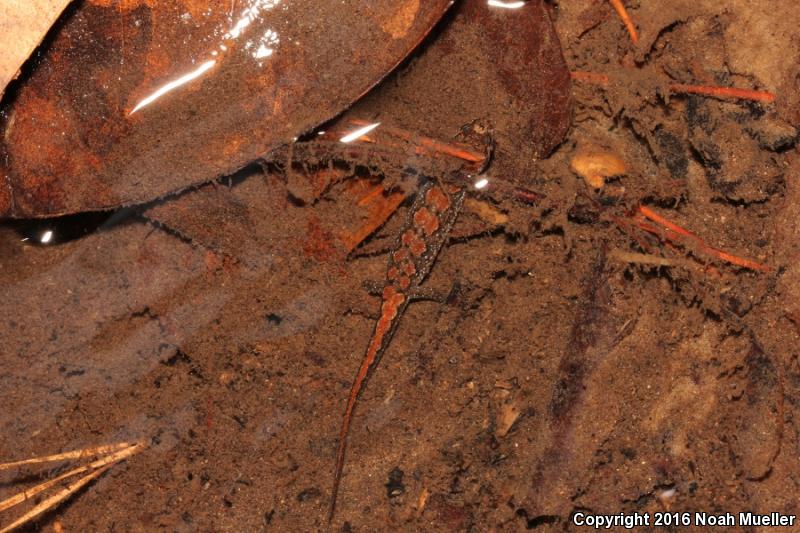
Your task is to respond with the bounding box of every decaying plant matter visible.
[1,0,798,530]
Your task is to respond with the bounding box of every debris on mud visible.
[2,1,800,531]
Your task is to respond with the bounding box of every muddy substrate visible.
[2,1,800,531]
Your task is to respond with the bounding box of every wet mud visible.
[2,0,800,531]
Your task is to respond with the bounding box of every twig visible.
[608,249,681,267]
[571,70,776,103]
[0,443,143,514]
[0,465,114,533]
[669,83,775,103]
[608,0,639,44]
[635,206,771,272]
[0,442,135,471]
[0,442,144,532]
[334,119,486,163]
[570,71,610,85]
[638,206,694,238]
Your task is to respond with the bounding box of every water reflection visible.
[130,0,284,114]
[224,0,282,63]
[224,0,283,40]
[339,122,381,143]
[129,60,217,115]
[9,210,133,246]
[248,28,280,60]
[487,0,526,9]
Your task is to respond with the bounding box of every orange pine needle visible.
[356,184,386,207]
[634,206,771,273]
[668,83,775,103]
[638,205,695,238]
[570,71,610,85]
[569,70,776,104]
[608,0,639,45]
[415,136,485,163]
[346,119,485,163]
[342,192,405,252]
[710,249,771,273]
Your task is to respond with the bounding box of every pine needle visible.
[0,442,143,532]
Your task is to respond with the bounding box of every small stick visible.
[608,0,639,44]
[343,119,486,163]
[669,83,775,103]
[0,443,143,514]
[513,187,543,204]
[0,442,136,471]
[710,248,771,273]
[356,184,386,207]
[410,134,486,163]
[570,71,610,85]
[608,249,681,267]
[341,190,406,252]
[634,206,771,273]
[0,442,144,532]
[570,70,776,103]
[638,206,695,238]
[0,465,114,533]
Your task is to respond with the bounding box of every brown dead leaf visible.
[0,0,73,98]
